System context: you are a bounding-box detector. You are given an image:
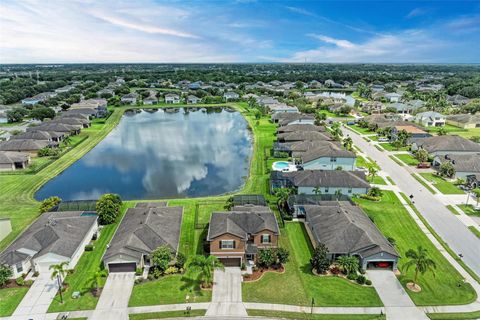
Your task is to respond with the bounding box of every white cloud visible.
[406,8,428,19]
[285,6,317,17]
[307,34,356,49]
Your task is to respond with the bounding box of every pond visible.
[35,107,252,201]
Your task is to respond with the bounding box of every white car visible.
[378,137,389,142]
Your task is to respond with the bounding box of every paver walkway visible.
[10,274,59,320]
[206,267,247,316]
[90,272,135,320]
[367,270,428,320]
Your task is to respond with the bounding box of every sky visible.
[0,0,479,64]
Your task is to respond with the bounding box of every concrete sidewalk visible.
[206,267,247,316]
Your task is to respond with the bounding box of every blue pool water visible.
[273,161,290,170]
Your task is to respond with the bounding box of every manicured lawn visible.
[445,205,460,215]
[458,204,480,217]
[355,156,368,168]
[243,222,382,307]
[389,155,404,166]
[370,175,387,185]
[247,310,386,320]
[419,173,464,195]
[378,143,410,152]
[348,124,374,135]
[129,310,206,320]
[468,226,480,239]
[427,310,480,320]
[48,203,134,312]
[411,174,437,194]
[395,154,419,166]
[386,176,395,185]
[128,273,211,307]
[354,191,476,306]
[0,287,29,317]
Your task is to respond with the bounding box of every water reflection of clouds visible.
[81,108,251,198]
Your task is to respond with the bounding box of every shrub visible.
[359,194,381,201]
[134,278,144,285]
[276,247,290,265]
[96,193,122,225]
[330,266,341,275]
[84,244,94,251]
[241,262,246,270]
[365,280,372,286]
[258,248,276,268]
[356,275,366,285]
[174,252,186,269]
[151,245,173,274]
[164,267,179,275]
[39,196,61,213]
[347,273,358,281]
[367,187,383,198]
[33,271,39,277]
[310,243,330,274]
[0,265,13,286]
[16,277,25,286]
[135,268,143,276]
[147,274,154,281]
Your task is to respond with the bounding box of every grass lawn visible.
[427,310,480,320]
[468,226,480,239]
[395,154,420,166]
[243,222,382,307]
[48,203,134,312]
[129,310,206,320]
[354,191,476,306]
[128,273,211,307]
[348,124,374,135]
[355,156,368,168]
[378,143,410,152]
[0,287,29,317]
[458,204,480,217]
[318,110,353,118]
[370,175,387,185]
[445,205,460,215]
[411,174,437,194]
[418,173,464,195]
[388,155,404,166]
[386,176,395,185]
[247,310,386,320]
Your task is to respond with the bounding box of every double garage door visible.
[218,257,241,267]
[108,262,136,273]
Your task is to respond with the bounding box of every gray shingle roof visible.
[0,139,54,151]
[446,114,480,125]
[0,151,29,165]
[301,144,355,163]
[277,131,333,142]
[27,123,78,133]
[304,203,398,258]
[207,205,279,240]
[0,211,97,265]
[417,135,480,153]
[103,205,183,265]
[439,154,480,173]
[280,170,370,188]
[277,124,326,133]
[9,131,52,141]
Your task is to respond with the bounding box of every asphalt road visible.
[343,127,480,277]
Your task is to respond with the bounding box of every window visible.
[16,263,23,273]
[261,234,271,244]
[220,240,235,249]
[348,188,352,193]
[330,157,337,162]
[324,188,329,193]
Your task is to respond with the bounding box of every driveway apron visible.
[206,267,247,316]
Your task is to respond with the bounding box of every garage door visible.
[219,257,241,267]
[108,262,136,273]
[367,261,394,270]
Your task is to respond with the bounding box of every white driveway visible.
[206,267,247,316]
[11,274,59,320]
[367,270,428,320]
[90,272,135,320]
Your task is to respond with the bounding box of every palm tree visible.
[313,187,321,195]
[187,255,224,288]
[50,261,69,304]
[366,163,378,182]
[336,255,359,275]
[403,246,436,289]
[63,135,72,147]
[342,137,353,151]
[274,188,294,212]
[90,269,107,296]
[331,122,343,141]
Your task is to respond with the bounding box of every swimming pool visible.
[272,161,297,172]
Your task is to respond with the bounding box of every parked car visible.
[378,137,389,142]
[417,162,431,169]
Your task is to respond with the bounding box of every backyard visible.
[242,222,383,307]
[354,191,476,306]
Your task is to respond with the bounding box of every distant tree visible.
[62,135,72,147]
[415,148,429,163]
[336,255,360,275]
[437,127,447,136]
[439,162,455,178]
[60,103,71,111]
[96,193,122,225]
[89,269,107,296]
[343,136,353,151]
[151,245,173,275]
[187,255,224,288]
[310,243,330,274]
[6,107,29,123]
[274,188,294,212]
[404,246,436,289]
[39,196,61,213]
[396,129,411,147]
[0,264,13,286]
[29,107,55,121]
[330,122,343,141]
[314,111,327,125]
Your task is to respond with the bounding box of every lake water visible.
[35,107,252,201]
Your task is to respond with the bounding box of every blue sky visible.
[0,0,479,63]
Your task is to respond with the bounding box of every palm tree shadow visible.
[180,273,206,298]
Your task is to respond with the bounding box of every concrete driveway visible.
[367,270,428,320]
[11,274,59,320]
[90,272,135,320]
[206,267,247,316]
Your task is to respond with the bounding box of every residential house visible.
[97,88,115,97]
[102,203,183,272]
[277,124,326,134]
[432,154,480,179]
[270,170,370,195]
[277,131,333,143]
[164,93,180,104]
[387,102,415,114]
[55,85,75,94]
[391,125,431,141]
[0,211,98,278]
[71,99,108,117]
[0,151,30,171]
[286,195,353,218]
[9,131,54,141]
[446,114,480,129]
[414,111,446,127]
[411,135,480,156]
[384,92,402,103]
[207,205,280,266]
[143,95,158,105]
[447,94,470,106]
[304,203,399,270]
[298,145,356,171]
[121,93,139,104]
[187,95,202,104]
[28,122,81,135]
[0,139,57,155]
[223,91,239,101]
[271,113,315,126]
[269,103,299,114]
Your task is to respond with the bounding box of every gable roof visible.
[0,211,97,265]
[277,124,326,133]
[9,131,52,141]
[447,114,480,125]
[0,139,54,151]
[437,154,480,173]
[301,144,355,163]
[103,205,183,265]
[277,131,333,142]
[305,203,398,258]
[275,170,370,189]
[0,151,29,165]
[416,135,480,153]
[207,205,279,241]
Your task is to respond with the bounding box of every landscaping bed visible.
[243,265,285,282]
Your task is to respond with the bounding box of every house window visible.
[16,263,23,273]
[220,240,235,249]
[261,234,271,244]
[348,188,352,193]
[330,157,337,162]
[324,188,329,193]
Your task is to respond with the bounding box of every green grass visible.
[129,310,206,320]
[318,110,353,118]
[411,174,437,194]
[388,155,405,166]
[445,205,460,215]
[468,226,480,239]
[243,222,382,307]
[354,191,476,306]
[458,204,480,217]
[370,175,387,185]
[128,273,212,307]
[386,176,395,185]
[395,154,420,166]
[374,145,384,152]
[378,143,410,152]
[48,203,134,312]
[0,287,29,317]
[247,310,386,320]
[355,156,368,168]
[347,124,374,135]
[427,311,480,320]
[418,173,464,195]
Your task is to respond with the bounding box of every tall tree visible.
[50,261,69,304]
[187,255,224,288]
[403,246,436,289]
[366,163,378,182]
[342,137,353,151]
[310,243,330,274]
